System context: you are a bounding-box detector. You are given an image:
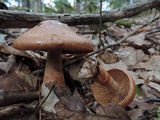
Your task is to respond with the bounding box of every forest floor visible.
[0,13,159,120]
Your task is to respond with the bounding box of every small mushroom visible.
[91,66,136,107]
[78,60,135,107]
[13,20,94,90]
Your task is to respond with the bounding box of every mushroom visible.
[78,60,135,107]
[13,20,94,90]
[91,66,136,107]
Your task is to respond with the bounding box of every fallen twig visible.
[98,0,104,47]
[0,28,18,38]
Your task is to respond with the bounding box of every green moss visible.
[115,19,132,28]
[157,107,160,118]
[136,85,142,96]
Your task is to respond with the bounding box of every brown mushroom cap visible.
[13,20,94,91]
[13,20,94,53]
[91,69,136,107]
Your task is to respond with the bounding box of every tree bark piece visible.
[0,0,159,28]
[0,104,35,120]
[0,89,39,107]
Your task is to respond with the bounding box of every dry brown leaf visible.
[139,71,160,84]
[96,103,131,119]
[66,89,85,112]
[147,85,160,98]
[127,101,153,120]
[97,50,119,64]
[98,59,128,71]
[116,46,145,67]
[139,79,160,97]
[55,98,131,120]
[132,55,160,71]
[108,26,129,39]
[0,76,33,91]
[127,32,151,47]
[148,82,160,92]
[69,62,83,81]
[15,68,38,89]
[116,46,135,59]
[0,42,45,67]
[139,71,151,80]
[141,84,157,98]
[0,60,39,91]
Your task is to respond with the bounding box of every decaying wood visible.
[0,90,39,107]
[0,104,35,120]
[0,0,159,28]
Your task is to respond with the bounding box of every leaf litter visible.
[0,16,159,120]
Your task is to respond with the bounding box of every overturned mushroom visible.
[78,60,136,107]
[13,20,94,90]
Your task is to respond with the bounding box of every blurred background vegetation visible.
[0,0,142,13]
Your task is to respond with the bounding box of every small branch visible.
[35,85,54,111]
[145,27,160,44]
[0,28,18,38]
[145,27,160,36]
[98,0,104,47]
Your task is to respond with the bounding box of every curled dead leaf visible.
[55,98,131,120]
[97,50,119,64]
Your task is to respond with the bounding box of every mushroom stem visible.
[44,50,66,89]
[93,66,119,94]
